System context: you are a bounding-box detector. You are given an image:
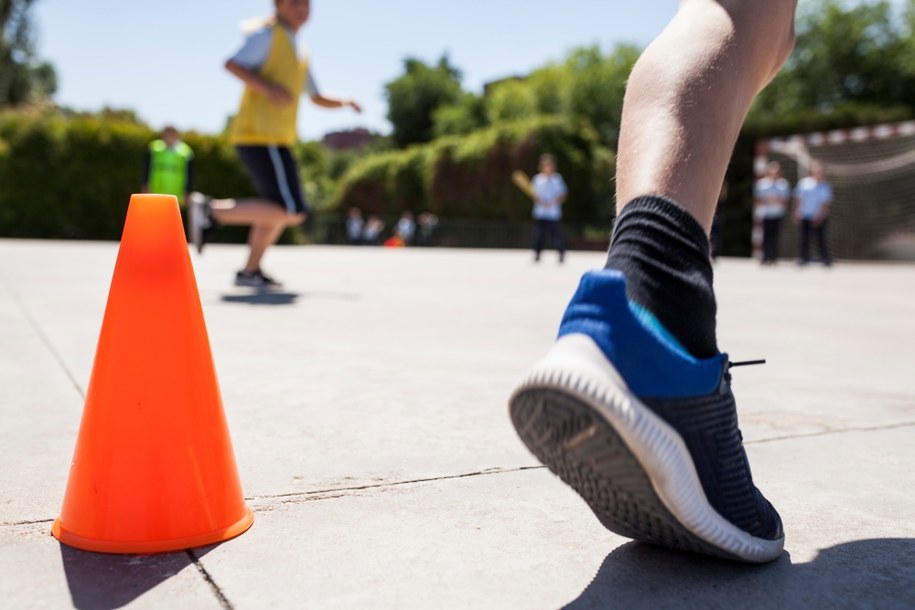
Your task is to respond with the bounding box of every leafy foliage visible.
[561,44,640,146]
[751,0,915,121]
[0,108,255,239]
[384,55,464,147]
[1,0,56,107]
[432,93,485,138]
[484,79,538,124]
[336,117,615,222]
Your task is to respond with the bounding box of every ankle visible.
[605,196,718,358]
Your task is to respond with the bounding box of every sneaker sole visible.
[508,333,784,563]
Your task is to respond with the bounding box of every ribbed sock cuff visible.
[605,195,718,358]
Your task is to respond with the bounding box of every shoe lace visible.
[728,359,766,369]
[725,358,766,383]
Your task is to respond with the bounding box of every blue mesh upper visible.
[558,270,724,398]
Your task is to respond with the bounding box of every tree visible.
[1,0,56,107]
[384,55,464,148]
[751,0,915,121]
[433,92,485,138]
[563,44,640,146]
[484,79,538,124]
[527,63,569,116]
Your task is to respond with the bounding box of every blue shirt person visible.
[794,162,833,265]
[531,154,567,262]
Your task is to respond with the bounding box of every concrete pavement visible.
[1,240,913,609]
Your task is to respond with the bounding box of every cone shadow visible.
[59,544,216,610]
[564,538,915,609]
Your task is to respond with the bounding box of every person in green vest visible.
[188,0,361,288]
[142,125,194,205]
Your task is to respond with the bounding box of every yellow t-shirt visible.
[229,20,310,147]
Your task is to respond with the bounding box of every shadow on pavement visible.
[219,290,362,306]
[564,538,915,609]
[60,544,214,610]
[220,291,300,306]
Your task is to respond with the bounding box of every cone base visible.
[50,508,254,555]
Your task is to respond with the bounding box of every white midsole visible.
[511,333,784,563]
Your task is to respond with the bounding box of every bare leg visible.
[210,198,303,227]
[616,0,797,231]
[208,198,304,272]
[244,223,288,272]
[509,0,798,565]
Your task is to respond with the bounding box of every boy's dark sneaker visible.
[509,270,784,563]
[234,269,282,289]
[188,192,217,254]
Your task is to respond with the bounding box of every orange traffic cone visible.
[52,194,253,553]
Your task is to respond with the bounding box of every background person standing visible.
[531,154,567,263]
[794,161,832,266]
[754,161,790,265]
[142,125,194,205]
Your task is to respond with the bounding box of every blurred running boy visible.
[189,0,361,287]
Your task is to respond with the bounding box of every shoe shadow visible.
[219,291,362,306]
[59,543,216,610]
[220,291,300,306]
[563,538,915,609]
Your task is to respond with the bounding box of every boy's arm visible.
[308,93,361,113]
[225,59,294,106]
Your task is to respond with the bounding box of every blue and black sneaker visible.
[509,270,784,563]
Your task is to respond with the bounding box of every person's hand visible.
[265,83,294,106]
[346,99,362,113]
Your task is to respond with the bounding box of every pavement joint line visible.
[186,550,235,610]
[0,518,54,527]
[4,424,911,526]
[245,465,547,503]
[3,278,87,400]
[746,420,915,445]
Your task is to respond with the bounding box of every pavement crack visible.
[747,420,915,445]
[186,550,234,610]
[0,518,54,527]
[247,465,546,503]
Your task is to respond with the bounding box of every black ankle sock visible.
[604,196,718,358]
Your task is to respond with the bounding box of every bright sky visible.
[33,1,676,141]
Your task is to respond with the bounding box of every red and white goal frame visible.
[752,120,915,259]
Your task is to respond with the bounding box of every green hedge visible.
[335,117,616,223]
[0,109,262,240]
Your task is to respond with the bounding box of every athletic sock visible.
[604,195,718,359]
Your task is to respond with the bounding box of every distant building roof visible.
[322,128,374,151]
